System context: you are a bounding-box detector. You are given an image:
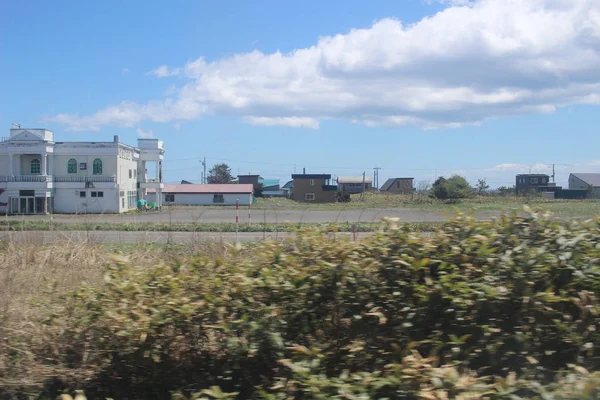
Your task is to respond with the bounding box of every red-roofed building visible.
[147,184,254,205]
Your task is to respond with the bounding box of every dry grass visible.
[0,238,235,329]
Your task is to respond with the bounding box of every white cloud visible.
[148,65,181,77]
[243,116,320,129]
[51,0,600,131]
[136,128,155,138]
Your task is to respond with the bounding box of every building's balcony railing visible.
[143,178,161,183]
[0,175,52,182]
[1,137,9,142]
[54,175,116,183]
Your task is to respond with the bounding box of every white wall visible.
[0,183,7,214]
[53,188,119,214]
[146,192,252,206]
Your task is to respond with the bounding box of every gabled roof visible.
[282,180,293,189]
[149,184,253,194]
[337,176,373,184]
[380,177,414,191]
[570,173,600,187]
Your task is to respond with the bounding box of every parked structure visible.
[291,173,337,203]
[380,178,414,194]
[147,183,254,206]
[569,173,600,199]
[0,126,164,214]
[337,176,372,193]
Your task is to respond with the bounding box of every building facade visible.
[337,176,373,193]
[147,184,254,206]
[0,127,164,214]
[380,178,414,194]
[568,173,600,199]
[291,174,337,203]
[515,174,553,194]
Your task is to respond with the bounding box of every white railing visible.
[54,175,116,183]
[1,137,9,142]
[144,178,161,183]
[0,175,51,182]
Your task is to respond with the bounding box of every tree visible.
[207,163,233,184]
[253,182,264,197]
[495,185,515,196]
[476,178,490,194]
[431,175,473,200]
[416,180,432,195]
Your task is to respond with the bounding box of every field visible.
[2,212,600,399]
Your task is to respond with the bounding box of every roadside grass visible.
[155,194,600,218]
[0,220,445,233]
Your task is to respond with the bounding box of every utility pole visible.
[360,171,366,200]
[200,157,207,184]
[373,167,382,191]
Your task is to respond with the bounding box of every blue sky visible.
[1,0,599,187]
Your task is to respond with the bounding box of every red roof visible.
[148,184,253,194]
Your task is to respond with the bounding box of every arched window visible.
[93,158,102,175]
[30,158,41,174]
[67,158,77,174]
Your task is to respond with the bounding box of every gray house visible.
[568,173,600,199]
[337,176,372,193]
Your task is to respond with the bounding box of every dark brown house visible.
[380,178,414,194]
[515,174,553,194]
[237,174,260,186]
[291,174,337,203]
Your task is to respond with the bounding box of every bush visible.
[3,210,600,399]
[432,175,473,200]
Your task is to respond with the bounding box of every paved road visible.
[0,230,377,244]
[3,207,494,224]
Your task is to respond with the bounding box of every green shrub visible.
[3,209,600,399]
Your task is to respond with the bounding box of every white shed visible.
[146,183,254,206]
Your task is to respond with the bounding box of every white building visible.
[147,184,254,206]
[0,126,164,214]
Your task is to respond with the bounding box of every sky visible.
[1,0,599,188]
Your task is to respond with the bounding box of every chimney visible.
[114,135,119,143]
[303,167,306,174]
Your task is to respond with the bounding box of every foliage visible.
[254,182,264,198]
[476,178,490,194]
[3,210,600,399]
[207,163,233,184]
[494,186,515,197]
[432,175,473,200]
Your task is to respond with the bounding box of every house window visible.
[129,169,132,179]
[305,193,316,201]
[542,178,546,184]
[30,158,41,174]
[165,194,175,202]
[68,158,77,173]
[531,178,538,184]
[310,179,315,186]
[93,158,102,175]
[79,162,87,170]
[397,181,400,188]
[213,194,224,203]
[91,191,104,198]
[79,191,86,198]
[134,169,137,178]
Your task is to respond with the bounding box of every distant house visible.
[337,176,372,193]
[147,184,254,206]
[569,173,600,199]
[291,174,337,203]
[260,178,280,191]
[281,180,293,197]
[515,174,554,194]
[237,174,260,186]
[380,178,414,195]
